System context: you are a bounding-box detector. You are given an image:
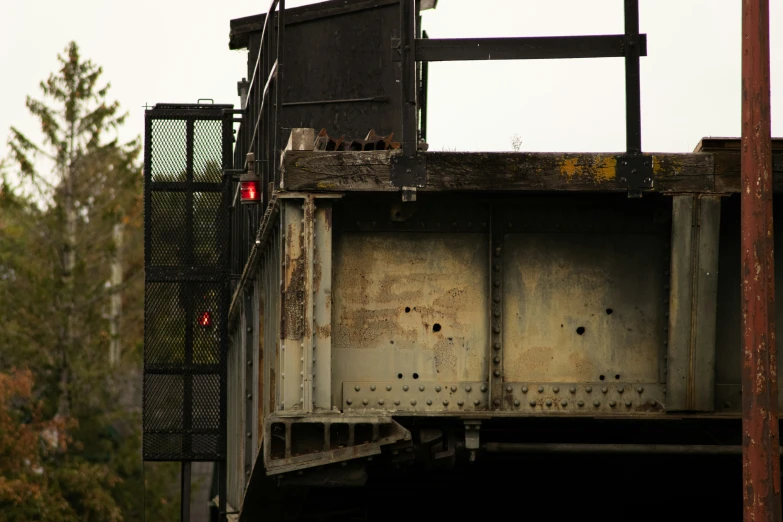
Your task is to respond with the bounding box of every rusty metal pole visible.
[741,0,781,520]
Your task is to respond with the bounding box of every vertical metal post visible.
[400,0,417,155]
[741,0,781,520]
[273,0,285,189]
[623,0,642,154]
[181,461,191,522]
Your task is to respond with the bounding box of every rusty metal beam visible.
[741,0,781,520]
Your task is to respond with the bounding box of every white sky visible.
[1,0,781,159]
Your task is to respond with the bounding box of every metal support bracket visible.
[617,154,653,193]
[464,420,481,462]
[391,153,427,188]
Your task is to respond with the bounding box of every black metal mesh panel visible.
[144,105,232,461]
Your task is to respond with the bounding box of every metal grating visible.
[143,105,232,461]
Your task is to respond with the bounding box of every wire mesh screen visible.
[143,104,232,461]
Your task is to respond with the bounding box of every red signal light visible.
[198,311,213,327]
[241,181,260,203]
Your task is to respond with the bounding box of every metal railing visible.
[229,0,285,284]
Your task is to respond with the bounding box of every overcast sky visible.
[1,0,781,160]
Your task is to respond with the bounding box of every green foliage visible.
[1,42,180,521]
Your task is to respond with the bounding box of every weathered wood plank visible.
[282,150,716,193]
[713,152,783,193]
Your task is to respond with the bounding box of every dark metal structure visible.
[141,0,782,520]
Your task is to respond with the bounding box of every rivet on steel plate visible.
[394,400,400,406]
[493,310,501,318]
[514,399,520,406]
[553,386,560,393]
[493,342,501,350]
[247,432,251,438]
[362,399,369,405]
[493,281,500,288]
[443,400,449,406]
[435,386,442,392]
[545,400,553,407]
[601,387,608,394]
[403,385,409,391]
[474,399,481,406]
[370,385,376,391]
[419,385,425,392]
[495,247,502,256]
[648,399,656,406]
[530,400,537,407]
[609,401,616,407]
[386,385,392,391]
[494,264,500,272]
[585,386,592,393]
[593,400,600,407]
[569,386,576,394]
[247,394,252,400]
[355,385,361,392]
[427,400,432,405]
[411,400,417,406]
[379,399,385,405]
[466,385,472,392]
[625,400,632,407]
[347,399,353,405]
[561,400,567,407]
[494,399,501,406]
[636,386,644,393]
[494,356,501,364]
[458,400,464,406]
[538,386,544,393]
[577,400,584,407]
[522,386,528,393]
[506,385,513,393]
[493,370,500,377]
[617,387,624,394]
[480,384,488,392]
[493,325,500,332]
[451,385,457,392]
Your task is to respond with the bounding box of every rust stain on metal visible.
[283,221,306,340]
[741,0,781,519]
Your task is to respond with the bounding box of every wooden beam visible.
[282,150,783,194]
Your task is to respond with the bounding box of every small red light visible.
[198,311,213,327]
[241,181,260,202]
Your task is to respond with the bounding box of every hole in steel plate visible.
[397,373,403,379]
[405,307,411,313]
[413,373,419,379]
[433,323,442,332]
[600,375,605,381]
[615,374,620,380]
[606,308,614,315]
[576,326,585,335]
